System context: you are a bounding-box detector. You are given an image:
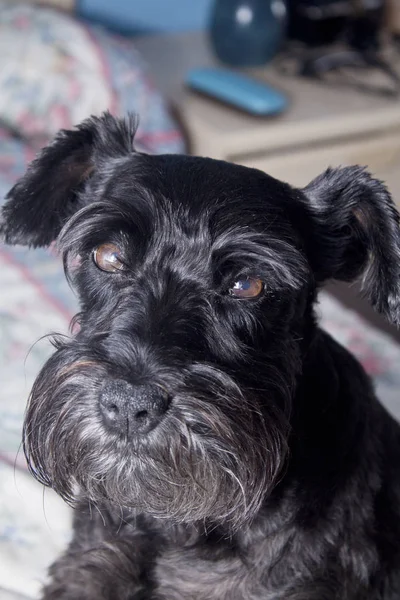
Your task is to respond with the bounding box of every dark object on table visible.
[209,0,287,66]
[286,0,385,48]
[287,0,400,95]
[281,0,400,96]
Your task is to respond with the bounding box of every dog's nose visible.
[99,380,170,435]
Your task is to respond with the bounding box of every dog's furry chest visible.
[153,544,343,600]
[152,524,343,600]
[154,550,259,600]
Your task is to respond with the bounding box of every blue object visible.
[77,0,213,34]
[209,0,287,67]
[186,68,288,116]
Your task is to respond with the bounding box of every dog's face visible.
[2,114,400,529]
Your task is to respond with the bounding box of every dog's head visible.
[2,113,400,529]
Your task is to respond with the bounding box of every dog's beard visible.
[23,344,291,530]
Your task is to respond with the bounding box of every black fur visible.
[2,112,400,599]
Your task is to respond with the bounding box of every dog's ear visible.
[0,112,136,248]
[302,166,400,325]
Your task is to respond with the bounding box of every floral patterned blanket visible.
[0,2,184,154]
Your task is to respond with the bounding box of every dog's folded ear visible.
[302,166,400,325]
[0,112,136,248]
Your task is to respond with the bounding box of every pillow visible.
[0,2,184,154]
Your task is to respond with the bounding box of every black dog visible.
[2,112,400,599]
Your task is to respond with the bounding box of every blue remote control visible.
[185,68,288,116]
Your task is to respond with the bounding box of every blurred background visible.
[1,0,400,597]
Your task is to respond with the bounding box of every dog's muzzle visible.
[99,380,170,436]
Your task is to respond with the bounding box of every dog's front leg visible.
[41,506,157,600]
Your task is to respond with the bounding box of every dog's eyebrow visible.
[212,232,308,290]
[57,193,155,253]
[57,203,128,251]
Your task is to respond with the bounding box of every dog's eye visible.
[93,243,125,273]
[228,277,264,299]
